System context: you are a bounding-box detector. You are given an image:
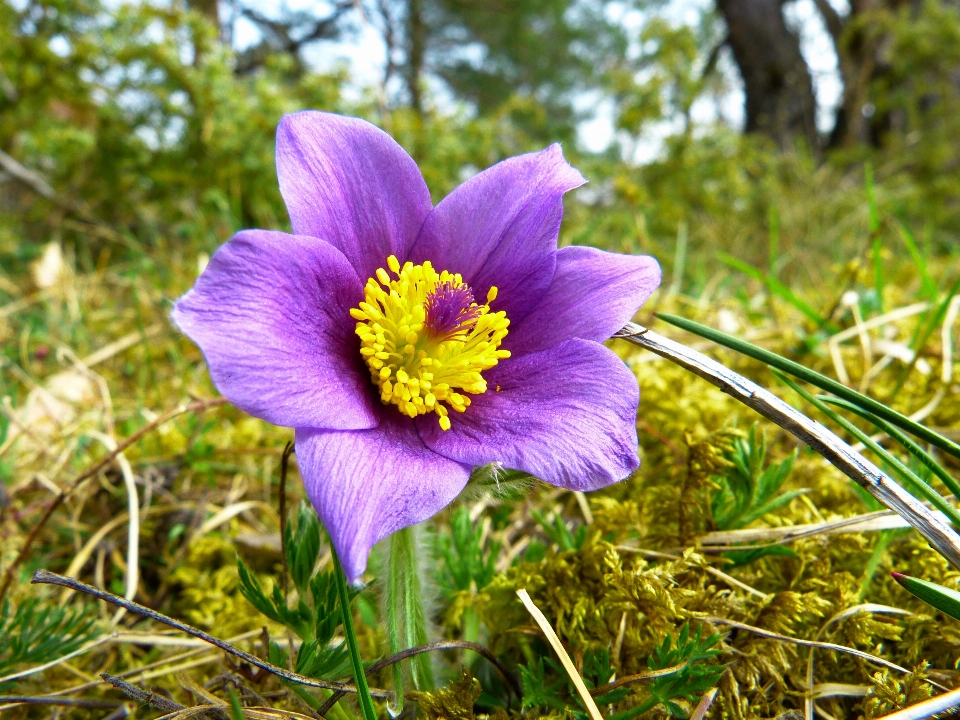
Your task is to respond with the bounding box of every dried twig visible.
[0,396,228,605]
[86,430,139,624]
[101,673,185,712]
[615,323,960,569]
[698,508,909,548]
[805,604,912,720]
[31,570,392,698]
[0,633,263,714]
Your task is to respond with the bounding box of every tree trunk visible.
[187,0,220,28]
[814,0,904,148]
[405,0,427,114]
[717,0,819,151]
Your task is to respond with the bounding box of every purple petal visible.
[407,144,585,324]
[276,111,433,283]
[295,416,472,582]
[419,339,639,491]
[506,246,662,357]
[172,230,379,431]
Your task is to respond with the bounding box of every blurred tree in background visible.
[1,0,959,290]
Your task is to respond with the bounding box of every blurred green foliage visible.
[3,1,960,718]
[3,0,960,288]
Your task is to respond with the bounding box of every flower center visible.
[349,255,511,431]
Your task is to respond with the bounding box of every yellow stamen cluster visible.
[349,255,510,431]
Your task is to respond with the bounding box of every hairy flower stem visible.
[332,552,378,720]
[461,606,481,666]
[386,525,434,710]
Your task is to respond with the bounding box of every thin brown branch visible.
[101,673,185,712]
[0,396,228,605]
[31,570,392,698]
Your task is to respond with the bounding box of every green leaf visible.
[0,598,99,686]
[754,448,797,508]
[295,638,352,680]
[656,313,960,461]
[286,502,321,593]
[310,570,346,646]
[236,558,277,620]
[737,489,807,529]
[436,505,500,597]
[607,624,727,720]
[227,687,245,720]
[710,427,800,531]
[532,510,588,551]
[891,573,960,621]
[519,658,567,711]
[236,557,311,639]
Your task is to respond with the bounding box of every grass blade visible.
[820,396,960,502]
[891,572,960,622]
[865,162,884,312]
[656,313,960,461]
[892,272,960,395]
[772,370,960,528]
[896,220,936,300]
[717,252,827,326]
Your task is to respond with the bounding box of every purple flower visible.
[172,112,661,582]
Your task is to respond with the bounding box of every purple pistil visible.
[424,281,482,339]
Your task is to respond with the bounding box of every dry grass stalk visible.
[0,396,228,605]
[517,589,604,720]
[689,687,718,720]
[875,685,960,720]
